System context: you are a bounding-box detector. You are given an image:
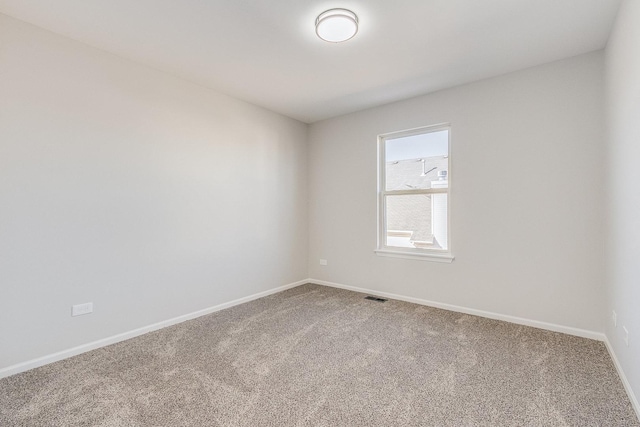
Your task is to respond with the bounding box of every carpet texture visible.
[1,284,638,426]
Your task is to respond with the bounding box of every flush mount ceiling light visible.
[315,8,359,43]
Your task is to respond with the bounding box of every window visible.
[376,124,453,262]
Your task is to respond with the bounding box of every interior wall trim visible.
[0,279,309,380]
[312,277,638,420]
[308,278,605,341]
[604,336,640,421]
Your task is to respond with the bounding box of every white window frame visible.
[375,123,454,263]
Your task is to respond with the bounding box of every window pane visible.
[385,130,448,191]
[385,193,448,250]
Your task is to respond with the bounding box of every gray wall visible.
[308,51,605,334]
[0,14,309,370]
[605,0,640,409]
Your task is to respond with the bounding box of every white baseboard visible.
[308,278,605,341]
[4,277,636,420]
[315,277,637,419]
[0,279,308,380]
[604,336,640,421]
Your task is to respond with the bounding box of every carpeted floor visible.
[1,283,638,426]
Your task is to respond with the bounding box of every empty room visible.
[1,0,639,425]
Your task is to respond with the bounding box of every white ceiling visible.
[0,0,621,123]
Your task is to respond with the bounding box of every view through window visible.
[378,126,450,258]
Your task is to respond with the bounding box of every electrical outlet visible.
[623,326,629,346]
[72,302,93,317]
[612,310,617,327]
[319,259,328,266]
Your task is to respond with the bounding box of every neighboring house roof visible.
[386,156,447,244]
[386,156,447,191]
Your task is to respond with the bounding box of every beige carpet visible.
[1,284,638,426]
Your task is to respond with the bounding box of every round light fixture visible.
[315,9,359,43]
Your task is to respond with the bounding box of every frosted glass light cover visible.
[316,9,358,43]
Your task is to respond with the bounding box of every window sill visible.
[374,249,454,263]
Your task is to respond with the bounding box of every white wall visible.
[0,14,308,370]
[308,52,605,334]
[604,0,640,409]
